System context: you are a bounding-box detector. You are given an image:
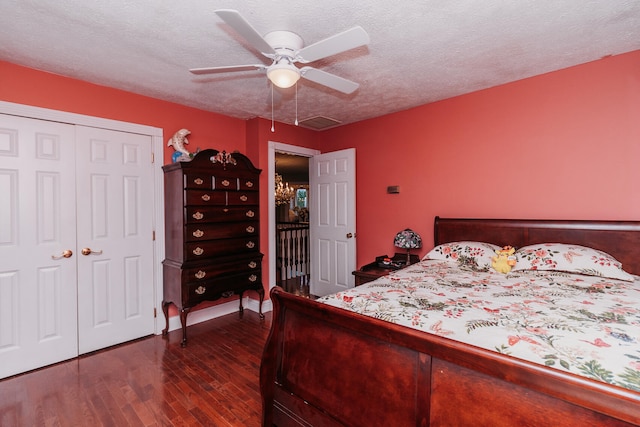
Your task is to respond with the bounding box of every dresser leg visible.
[238,291,245,315]
[180,307,190,347]
[258,288,265,319]
[161,301,171,336]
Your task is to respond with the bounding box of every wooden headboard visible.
[434,217,640,276]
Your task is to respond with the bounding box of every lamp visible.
[275,173,296,206]
[267,61,301,89]
[394,228,422,265]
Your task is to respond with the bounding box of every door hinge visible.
[154,307,157,318]
[151,152,155,164]
[152,230,156,241]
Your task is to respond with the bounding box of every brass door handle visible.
[52,249,73,260]
[81,248,103,256]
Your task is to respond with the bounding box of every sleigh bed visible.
[260,217,640,426]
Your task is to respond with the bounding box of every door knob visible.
[81,247,103,256]
[346,233,353,239]
[51,249,73,260]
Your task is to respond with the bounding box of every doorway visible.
[268,143,357,299]
[275,151,310,296]
[268,142,319,298]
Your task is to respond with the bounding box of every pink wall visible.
[322,50,640,265]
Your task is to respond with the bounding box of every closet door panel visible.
[0,114,78,379]
[75,126,155,354]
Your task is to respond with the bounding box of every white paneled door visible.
[309,148,356,297]
[0,115,79,379]
[0,114,155,379]
[75,126,155,354]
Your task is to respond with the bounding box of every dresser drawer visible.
[186,222,259,242]
[186,206,258,224]
[184,173,212,189]
[238,177,258,191]
[183,255,262,282]
[212,176,238,190]
[185,237,259,259]
[185,271,262,305]
[184,190,226,205]
[227,192,258,205]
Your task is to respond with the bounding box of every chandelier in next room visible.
[275,173,295,206]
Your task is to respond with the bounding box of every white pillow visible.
[513,243,634,282]
[425,241,501,271]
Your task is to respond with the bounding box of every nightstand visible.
[352,253,420,286]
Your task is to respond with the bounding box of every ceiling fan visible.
[189,9,370,94]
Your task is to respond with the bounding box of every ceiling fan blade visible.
[300,67,359,94]
[215,9,275,56]
[189,65,266,75]
[297,26,369,63]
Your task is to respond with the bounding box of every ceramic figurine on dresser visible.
[161,147,264,346]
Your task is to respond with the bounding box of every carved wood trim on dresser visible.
[161,149,264,346]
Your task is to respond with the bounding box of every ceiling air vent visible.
[298,116,342,131]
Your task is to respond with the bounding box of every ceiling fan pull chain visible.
[271,83,275,132]
[295,82,299,126]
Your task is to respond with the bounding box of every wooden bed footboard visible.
[261,287,640,426]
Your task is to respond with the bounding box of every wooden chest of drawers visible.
[161,149,263,346]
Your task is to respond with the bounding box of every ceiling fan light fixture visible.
[267,62,300,88]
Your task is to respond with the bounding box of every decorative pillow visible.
[513,243,634,282]
[424,241,501,271]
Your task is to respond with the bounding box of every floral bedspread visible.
[318,260,640,392]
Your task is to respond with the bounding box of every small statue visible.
[168,128,196,162]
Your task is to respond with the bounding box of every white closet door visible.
[0,114,79,378]
[75,126,155,354]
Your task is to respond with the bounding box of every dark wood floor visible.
[0,311,272,427]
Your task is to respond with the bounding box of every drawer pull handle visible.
[195,270,206,279]
[193,229,204,238]
[195,285,206,295]
[246,226,255,233]
[192,211,204,220]
[193,247,204,256]
[246,210,255,218]
[248,261,257,269]
[249,274,258,282]
[246,181,254,188]
[246,241,255,249]
[201,194,210,202]
[194,178,204,185]
[223,208,229,213]
[221,179,230,187]
[240,195,248,202]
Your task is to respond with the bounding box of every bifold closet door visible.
[0,114,79,379]
[75,126,155,354]
[0,115,156,379]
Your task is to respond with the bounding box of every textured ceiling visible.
[1,1,640,129]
